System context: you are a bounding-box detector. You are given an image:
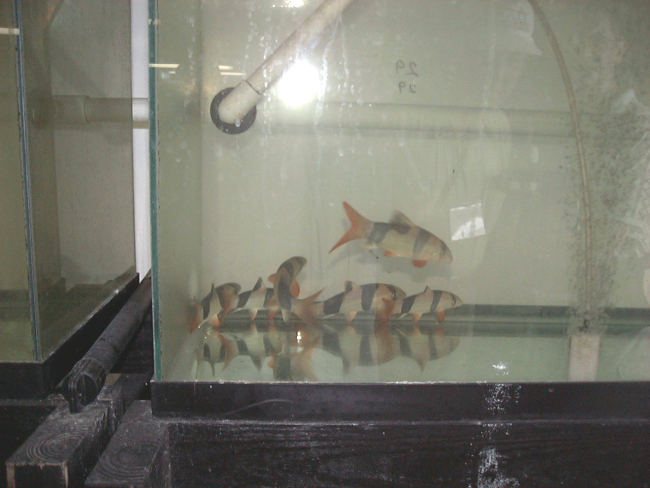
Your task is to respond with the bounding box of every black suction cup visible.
[210,87,257,134]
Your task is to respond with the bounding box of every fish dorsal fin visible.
[423,286,432,293]
[389,210,416,227]
[253,277,264,291]
[344,281,359,293]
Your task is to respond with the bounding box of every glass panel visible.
[18,0,136,359]
[0,1,33,361]
[152,0,650,382]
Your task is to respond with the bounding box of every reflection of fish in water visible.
[320,322,460,375]
[198,323,279,375]
[269,329,319,381]
[196,327,237,376]
[313,282,406,323]
[383,286,462,323]
[272,256,322,325]
[189,282,241,332]
[230,277,279,321]
[329,202,453,267]
[396,326,460,371]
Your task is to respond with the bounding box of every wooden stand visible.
[6,374,149,488]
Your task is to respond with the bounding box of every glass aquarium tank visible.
[0,0,136,369]
[151,0,650,385]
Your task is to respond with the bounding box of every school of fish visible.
[188,200,464,379]
[190,242,463,379]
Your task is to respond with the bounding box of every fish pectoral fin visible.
[412,313,423,323]
[345,311,357,322]
[267,308,278,321]
[375,306,390,324]
[436,309,446,323]
[389,210,416,227]
[249,309,258,321]
[384,251,399,257]
[208,314,220,328]
[413,259,428,268]
[268,273,276,284]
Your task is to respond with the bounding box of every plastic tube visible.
[51,96,149,124]
[217,0,356,126]
[260,101,614,138]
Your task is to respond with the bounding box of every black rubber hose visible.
[64,275,152,412]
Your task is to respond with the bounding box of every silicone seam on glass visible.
[13,0,42,362]
[149,0,163,380]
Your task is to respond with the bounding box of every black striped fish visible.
[383,286,462,323]
[230,277,278,321]
[272,256,322,325]
[313,282,406,323]
[329,202,453,267]
[189,282,241,332]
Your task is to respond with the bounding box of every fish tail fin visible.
[291,289,324,327]
[329,202,372,253]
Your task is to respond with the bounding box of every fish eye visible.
[452,297,457,306]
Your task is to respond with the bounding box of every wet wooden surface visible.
[166,418,650,487]
[86,401,169,488]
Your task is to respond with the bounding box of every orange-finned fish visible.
[231,277,279,321]
[383,286,462,323]
[189,282,241,332]
[329,202,453,267]
[272,256,322,325]
[312,282,406,323]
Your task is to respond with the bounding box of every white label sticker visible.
[450,203,486,241]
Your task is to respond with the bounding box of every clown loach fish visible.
[312,281,406,323]
[383,286,462,323]
[189,282,241,332]
[329,202,453,268]
[272,256,322,326]
[230,277,279,321]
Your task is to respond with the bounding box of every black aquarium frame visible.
[147,381,650,487]
[0,273,139,400]
[151,381,650,421]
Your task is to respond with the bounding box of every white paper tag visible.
[450,203,486,241]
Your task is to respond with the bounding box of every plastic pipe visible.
[260,101,614,138]
[215,0,356,129]
[51,96,149,124]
